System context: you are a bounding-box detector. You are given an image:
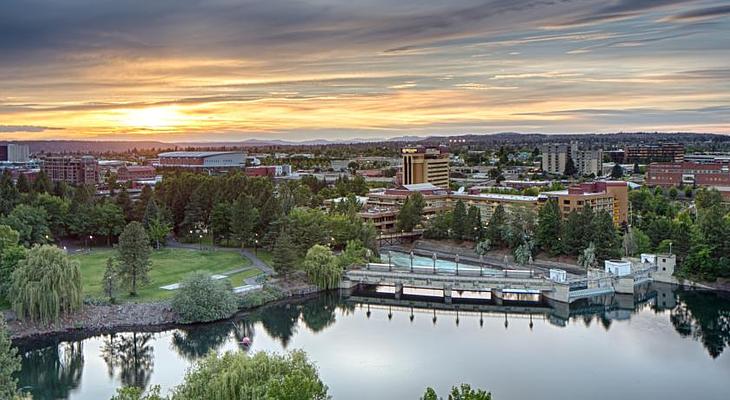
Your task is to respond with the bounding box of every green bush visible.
[238,286,284,309]
[172,272,238,323]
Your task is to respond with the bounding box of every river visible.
[13,283,730,400]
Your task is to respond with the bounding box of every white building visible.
[158,151,246,168]
[1,143,30,163]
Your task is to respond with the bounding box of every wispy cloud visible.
[0,0,728,140]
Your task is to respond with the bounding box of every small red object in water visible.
[241,337,251,346]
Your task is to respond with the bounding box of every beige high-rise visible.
[401,146,450,189]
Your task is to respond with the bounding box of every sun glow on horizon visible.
[118,106,189,130]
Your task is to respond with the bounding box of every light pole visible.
[409,251,414,273]
[89,235,93,251]
[199,234,203,250]
[388,251,392,272]
[254,239,259,256]
[455,254,459,276]
[432,252,437,274]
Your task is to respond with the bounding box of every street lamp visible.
[455,254,460,276]
[199,234,203,250]
[254,239,259,256]
[409,251,414,273]
[89,235,93,251]
[432,252,437,274]
[388,251,392,272]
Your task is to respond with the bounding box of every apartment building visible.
[542,181,629,226]
[42,156,99,185]
[401,146,450,189]
[542,142,603,176]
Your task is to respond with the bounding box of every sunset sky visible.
[1,0,729,141]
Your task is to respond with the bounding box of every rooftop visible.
[158,151,241,158]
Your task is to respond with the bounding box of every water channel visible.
[13,283,730,400]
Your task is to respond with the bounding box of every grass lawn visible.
[226,269,262,287]
[73,248,257,302]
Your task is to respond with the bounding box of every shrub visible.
[172,272,238,323]
[238,286,284,309]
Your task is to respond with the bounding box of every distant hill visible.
[0,140,172,154]
[2,132,728,154]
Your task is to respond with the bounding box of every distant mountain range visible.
[2,132,728,154]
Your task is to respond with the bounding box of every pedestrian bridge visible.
[341,262,658,304]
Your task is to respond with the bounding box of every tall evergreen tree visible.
[32,170,52,194]
[451,200,468,239]
[115,187,134,222]
[396,194,424,233]
[0,170,19,215]
[142,197,160,229]
[536,199,562,255]
[590,210,620,261]
[466,205,483,241]
[231,195,259,248]
[117,222,152,296]
[486,204,507,248]
[272,230,298,273]
[610,163,624,179]
[563,154,577,176]
[562,209,585,255]
[210,202,232,244]
[15,173,30,194]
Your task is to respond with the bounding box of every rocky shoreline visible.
[5,277,322,342]
[5,301,179,341]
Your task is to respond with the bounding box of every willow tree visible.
[172,350,329,400]
[303,245,342,290]
[10,245,82,323]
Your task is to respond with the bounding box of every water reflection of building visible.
[346,281,678,329]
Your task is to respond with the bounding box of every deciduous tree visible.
[10,245,82,323]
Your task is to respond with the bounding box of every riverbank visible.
[5,272,320,341]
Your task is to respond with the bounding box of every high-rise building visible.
[401,146,450,188]
[0,143,30,163]
[542,142,603,176]
[42,155,99,185]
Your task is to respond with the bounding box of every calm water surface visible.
[14,283,730,400]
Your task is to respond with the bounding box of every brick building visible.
[116,165,156,182]
[647,161,730,187]
[42,156,99,185]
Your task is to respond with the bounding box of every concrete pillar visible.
[492,289,503,305]
[543,284,570,303]
[615,276,634,294]
[338,280,355,297]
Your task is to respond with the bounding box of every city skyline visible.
[1,0,729,141]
